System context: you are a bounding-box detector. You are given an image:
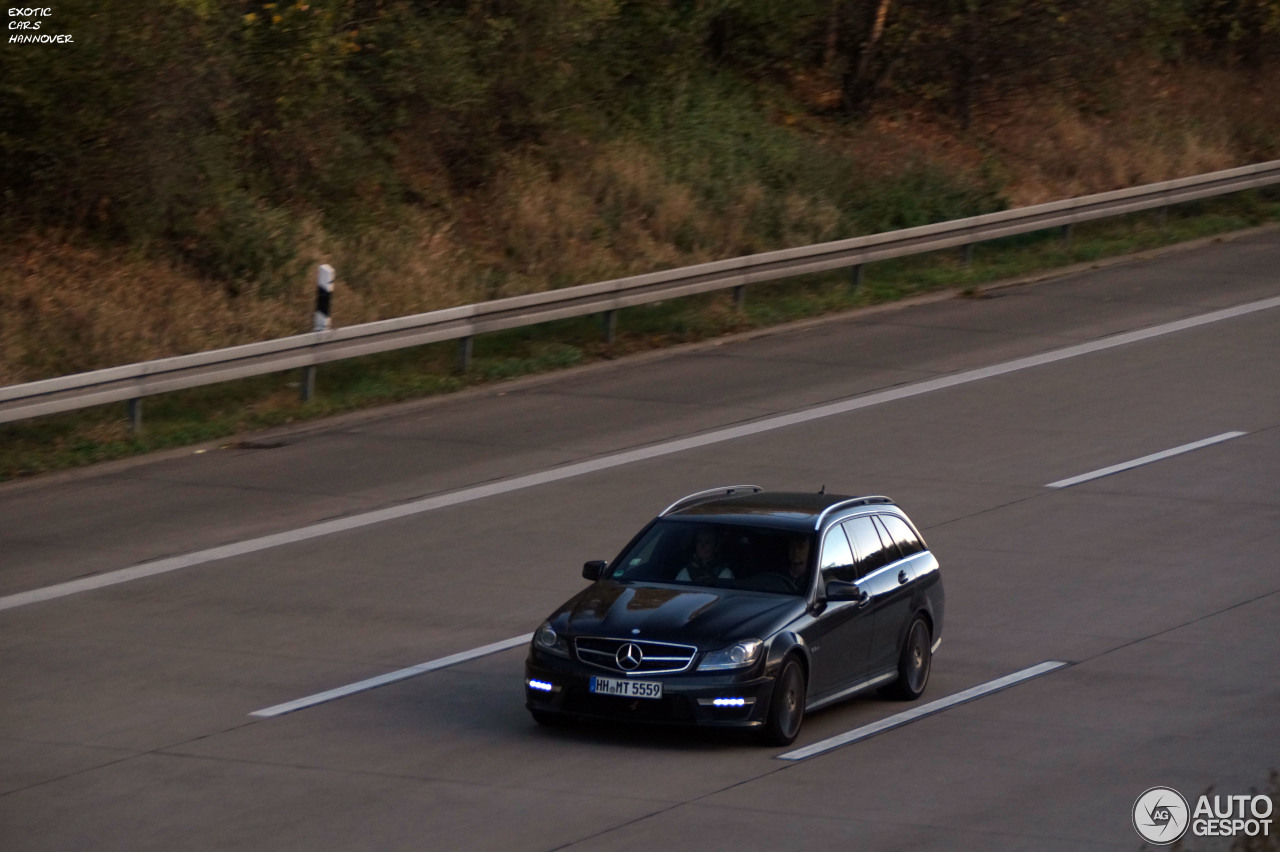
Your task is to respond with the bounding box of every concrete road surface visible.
[2,229,1278,851]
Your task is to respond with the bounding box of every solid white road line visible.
[1045,431,1247,489]
[249,633,532,718]
[4,295,1279,613]
[777,661,1069,761]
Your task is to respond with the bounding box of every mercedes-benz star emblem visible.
[616,643,643,671]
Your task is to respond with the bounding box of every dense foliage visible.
[2,0,1277,297]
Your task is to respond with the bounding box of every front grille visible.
[574,637,697,675]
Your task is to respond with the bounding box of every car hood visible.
[552,582,804,646]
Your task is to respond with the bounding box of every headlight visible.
[697,639,763,671]
[533,621,570,658]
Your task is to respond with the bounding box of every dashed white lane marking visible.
[778,661,1069,760]
[1045,431,1246,488]
[249,634,532,718]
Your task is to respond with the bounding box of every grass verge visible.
[2,192,1277,483]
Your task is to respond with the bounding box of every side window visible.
[843,516,889,579]
[819,526,856,583]
[872,516,903,563]
[879,514,925,559]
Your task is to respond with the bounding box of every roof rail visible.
[813,496,894,529]
[660,485,763,517]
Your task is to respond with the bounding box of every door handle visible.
[897,570,908,585]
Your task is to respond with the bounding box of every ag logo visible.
[1134,787,1190,845]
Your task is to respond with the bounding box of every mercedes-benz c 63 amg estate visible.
[524,486,944,745]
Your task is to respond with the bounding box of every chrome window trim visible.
[851,542,931,585]
[838,512,898,582]
[851,559,900,587]
[813,496,893,530]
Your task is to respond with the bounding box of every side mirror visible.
[824,579,862,602]
[582,560,607,581]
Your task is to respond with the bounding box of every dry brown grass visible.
[3,62,1277,387]
[474,142,719,297]
[973,62,1280,204]
[0,234,303,385]
[0,211,480,385]
[320,211,482,315]
[472,139,858,300]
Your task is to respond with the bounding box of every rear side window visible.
[878,514,925,560]
[843,516,889,579]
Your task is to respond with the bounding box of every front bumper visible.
[525,649,775,728]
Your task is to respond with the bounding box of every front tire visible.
[761,657,806,746]
[881,616,931,701]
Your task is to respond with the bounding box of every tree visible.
[836,0,1145,126]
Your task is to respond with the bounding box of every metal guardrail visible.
[3,160,1279,427]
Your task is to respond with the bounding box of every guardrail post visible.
[732,286,746,312]
[851,264,864,290]
[963,243,975,265]
[602,310,618,343]
[127,399,142,433]
[457,336,473,373]
[1061,224,1073,246]
[301,366,317,402]
[1157,206,1168,228]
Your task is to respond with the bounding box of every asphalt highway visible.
[2,229,1278,850]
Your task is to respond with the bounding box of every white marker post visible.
[313,263,334,332]
[303,264,335,401]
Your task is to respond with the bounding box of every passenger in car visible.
[676,528,734,583]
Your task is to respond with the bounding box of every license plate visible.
[589,676,663,699]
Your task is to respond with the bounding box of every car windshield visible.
[608,520,812,595]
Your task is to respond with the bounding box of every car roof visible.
[664,490,896,532]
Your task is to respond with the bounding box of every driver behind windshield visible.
[787,536,811,589]
[675,528,734,583]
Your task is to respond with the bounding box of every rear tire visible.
[881,616,931,701]
[760,657,806,746]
